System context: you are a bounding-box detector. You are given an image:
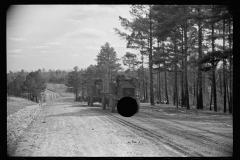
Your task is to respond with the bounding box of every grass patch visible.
[7,96,37,116]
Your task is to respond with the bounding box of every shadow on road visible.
[46,103,118,118]
[46,102,232,125]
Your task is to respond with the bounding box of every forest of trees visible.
[7,5,232,113]
[113,5,233,113]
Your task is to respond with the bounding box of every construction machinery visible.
[101,74,140,113]
[87,79,104,106]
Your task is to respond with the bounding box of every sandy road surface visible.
[11,99,232,157]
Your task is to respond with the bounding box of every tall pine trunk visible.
[226,73,231,112]
[145,82,148,103]
[196,71,199,108]
[212,62,217,112]
[157,41,161,102]
[229,56,233,114]
[203,73,206,106]
[219,70,222,96]
[176,73,178,108]
[228,18,233,114]
[149,6,155,105]
[173,72,176,105]
[164,62,169,104]
[229,58,233,114]
[197,8,203,109]
[210,85,213,111]
[82,85,84,99]
[75,88,78,102]
[174,37,178,107]
[141,49,146,102]
[158,64,161,102]
[211,8,217,112]
[184,18,190,110]
[181,25,185,107]
[157,71,159,102]
[223,18,227,113]
[193,71,196,107]
[108,64,110,91]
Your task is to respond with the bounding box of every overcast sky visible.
[7,5,137,73]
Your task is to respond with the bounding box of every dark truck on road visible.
[87,79,104,106]
[87,75,140,114]
[101,74,140,113]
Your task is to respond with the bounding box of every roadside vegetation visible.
[7,96,37,116]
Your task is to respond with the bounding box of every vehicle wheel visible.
[90,96,93,106]
[87,96,90,106]
[110,98,115,113]
[106,98,109,108]
[102,97,106,110]
[109,98,112,111]
[136,98,140,113]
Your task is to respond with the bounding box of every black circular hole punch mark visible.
[117,96,138,117]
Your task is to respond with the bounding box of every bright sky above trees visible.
[7,5,136,73]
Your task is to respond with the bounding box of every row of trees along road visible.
[8,69,69,86]
[113,5,232,113]
[7,70,46,102]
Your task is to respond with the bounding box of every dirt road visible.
[10,98,232,157]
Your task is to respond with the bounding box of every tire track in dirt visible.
[134,113,231,156]
[137,110,233,139]
[72,108,181,157]
[133,115,232,155]
[167,119,232,139]
[86,107,232,157]
[85,108,191,157]
[109,116,193,156]
[131,114,231,156]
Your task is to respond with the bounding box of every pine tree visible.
[66,66,82,101]
[114,5,155,105]
[96,42,121,92]
[122,52,139,76]
[23,71,46,102]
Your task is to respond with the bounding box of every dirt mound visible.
[7,104,41,156]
